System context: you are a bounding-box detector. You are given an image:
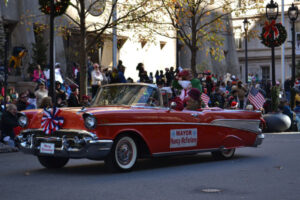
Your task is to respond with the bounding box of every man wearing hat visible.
[186,88,202,111]
[82,95,91,107]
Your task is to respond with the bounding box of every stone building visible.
[232,0,300,84]
[0,0,176,85]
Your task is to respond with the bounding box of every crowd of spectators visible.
[1,60,300,149]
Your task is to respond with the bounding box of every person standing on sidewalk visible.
[91,63,103,98]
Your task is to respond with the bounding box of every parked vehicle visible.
[16,83,264,171]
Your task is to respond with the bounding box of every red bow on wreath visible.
[263,20,279,39]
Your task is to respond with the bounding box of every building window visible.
[261,66,270,81]
[236,0,241,8]
[235,38,242,49]
[240,65,242,77]
[234,27,242,49]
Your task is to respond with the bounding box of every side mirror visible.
[169,102,177,110]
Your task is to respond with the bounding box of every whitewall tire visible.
[211,148,235,160]
[105,135,138,172]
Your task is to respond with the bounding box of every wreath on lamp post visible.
[39,0,70,17]
[261,20,287,48]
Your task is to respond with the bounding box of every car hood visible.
[24,106,159,129]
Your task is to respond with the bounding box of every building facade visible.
[0,0,176,82]
[232,0,300,84]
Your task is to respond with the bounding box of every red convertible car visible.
[16,83,264,171]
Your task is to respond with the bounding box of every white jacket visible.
[91,70,104,85]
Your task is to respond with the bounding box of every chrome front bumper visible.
[16,129,113,160]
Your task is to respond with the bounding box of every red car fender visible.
[109,127,153,153]
[222,135,245,149]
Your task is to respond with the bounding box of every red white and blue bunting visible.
[41,107,64,134]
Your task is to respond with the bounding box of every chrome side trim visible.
[98,122,206,126]
[152,148,221,157]
[98,121,261,133]
[210,119,261,134]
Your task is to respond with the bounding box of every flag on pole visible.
[248,87,265,110]
[201,93,210,108]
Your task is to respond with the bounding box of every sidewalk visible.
[0,142,18,153]
[265,131,300,134]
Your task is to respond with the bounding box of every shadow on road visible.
[30,153,266,176]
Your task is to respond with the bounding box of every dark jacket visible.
[67,93,81,107]
[1,111,18,140]
[16,100,28,111]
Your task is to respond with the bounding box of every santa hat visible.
[231,101,238,109]
[178,69,190,80]
[82,95,90,100]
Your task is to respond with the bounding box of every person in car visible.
[185,88,202,111]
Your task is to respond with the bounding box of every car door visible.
[152,108,206,155]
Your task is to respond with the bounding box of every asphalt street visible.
[0,133,300,200]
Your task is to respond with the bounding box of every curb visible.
[264,132,300,134]
[0,143,18,153]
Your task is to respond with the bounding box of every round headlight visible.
[18,114,28,128]
[84,114,96,129]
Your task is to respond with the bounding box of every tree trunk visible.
[79,0,87,98]
[190,15,197,76]
[190,47,197,76]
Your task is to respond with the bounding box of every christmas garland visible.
[39,0,70,17]
[261,20,287,48]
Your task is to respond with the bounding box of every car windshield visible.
[91,84,161,107]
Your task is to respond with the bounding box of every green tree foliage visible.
[139,0,264,75]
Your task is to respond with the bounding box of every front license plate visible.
[40,143,55,154]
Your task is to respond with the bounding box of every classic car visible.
[16,83,264,171]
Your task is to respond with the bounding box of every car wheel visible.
[211,148,235,160]
[105,136,138,172]
[38,156,69,169]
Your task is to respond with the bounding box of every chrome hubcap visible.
[222,149,234,157]
[116,141,133,165]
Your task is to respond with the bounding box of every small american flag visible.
[248,87,265,110]
[201,93,210,108]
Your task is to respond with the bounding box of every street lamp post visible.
[175,4,180,69]
[3,25,9,111]
[288,3,299,108]
[49,0,56,104]
[288,3,299,86]
[243,18,250,84]
[266,0,279,86]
